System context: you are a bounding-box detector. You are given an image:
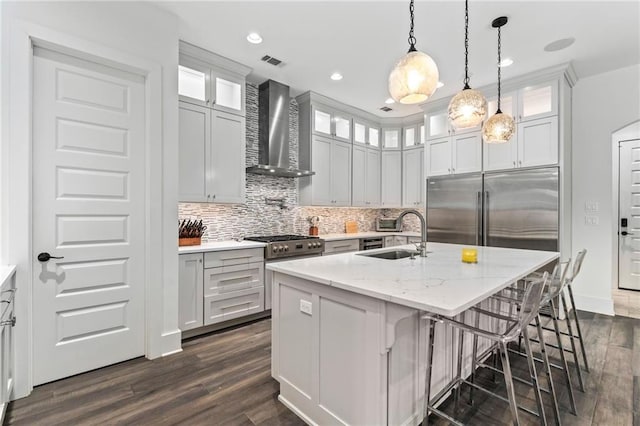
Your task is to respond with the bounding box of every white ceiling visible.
[157,1,640,118]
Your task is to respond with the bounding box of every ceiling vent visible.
[261,55,283,66]
[379,106,393,112]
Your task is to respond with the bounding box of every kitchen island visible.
[268,242,558,426]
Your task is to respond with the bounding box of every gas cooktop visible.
[244,235,320,243]
[244,235,324,259]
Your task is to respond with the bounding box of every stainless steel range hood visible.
[246,80,314,178]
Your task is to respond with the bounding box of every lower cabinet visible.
[178,253,204,331]
[178,248,265,334]
[323,239,360,255]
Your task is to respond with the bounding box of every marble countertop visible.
[0,265,16,289]
[267,243,559,317]
[178,240,266,254]
[320,231,421,241]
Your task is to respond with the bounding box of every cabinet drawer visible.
[204,287,264,325]
[323,239,360,255]
[204,262,264,296]
[204,248,264,268]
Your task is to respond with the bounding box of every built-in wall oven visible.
[243,235,325,310]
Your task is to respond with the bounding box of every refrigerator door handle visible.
[476,191,481,246]
[483,191,489,246]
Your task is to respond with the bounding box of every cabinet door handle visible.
[448,168,451,173]
[518,160,522,166]
[513,161,516,167]
[452,168,455,172]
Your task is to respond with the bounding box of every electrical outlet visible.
[584,215,599,226]
[299,299,312,316]
[584,201,599,213]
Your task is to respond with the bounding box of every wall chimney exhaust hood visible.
[246,80,315,178]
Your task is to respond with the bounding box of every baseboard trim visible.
[160,329,183,357]
[573,294,615,316]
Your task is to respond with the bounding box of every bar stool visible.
[564,250,589,373]
[421,273,549,426]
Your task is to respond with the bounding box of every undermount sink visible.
[357,249,422,260]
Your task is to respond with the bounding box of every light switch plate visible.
[584,215,599,226]
[585,201,599,213]
[300,299,312,316]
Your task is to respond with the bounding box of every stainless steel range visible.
[244,235,325,260]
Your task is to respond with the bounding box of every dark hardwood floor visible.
[6,312,640,425]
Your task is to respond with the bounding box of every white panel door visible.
[32,47,145,385]
[381,151,402,207]
[178,102,210,202]
[210,110,245,203]
[518,116,558,168]
[619,139,640,290]
[453,132,482,174]
[352,145,367,207]
[178,254,204,331]
[403,148,424,207]
[331,141,352,206]
[427,138,452,177]
[312,136,333,205]
[366,148,381,207]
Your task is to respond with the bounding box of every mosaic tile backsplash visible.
[178,83,422,242]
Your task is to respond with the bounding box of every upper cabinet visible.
[179,54,246,117]
[305,135,352,206]
[382,128,401,150]
[353,119,380,148]
[352,144,381,207]
[484,80,559,172]
[381,150,402,207]
[178,42,251,203]
[403,121,425,148]
[312,105,351,143]
[403,146,424,207]
[426,132,482,177]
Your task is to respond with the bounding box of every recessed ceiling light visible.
[544,37,575,52]
[330,72,343,81]
[437,81,445,88]
[499,58,514,67]
[247,33,263,44]
[385,98,395,104]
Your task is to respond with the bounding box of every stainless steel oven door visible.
[264,254,322,310]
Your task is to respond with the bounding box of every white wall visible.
[1,1,181,398]
[572,64,640,314]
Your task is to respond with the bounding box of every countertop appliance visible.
[376,217,402,232]
[426,167,559,251]
[244,234,325,260]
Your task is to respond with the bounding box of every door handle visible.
[37,252,64,262]
[475,192,481,246]
[621,231,634,236]
[483,192,489,246]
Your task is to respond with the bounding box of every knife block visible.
[179,237,201,246]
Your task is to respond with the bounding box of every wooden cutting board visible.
[345,221,358,234]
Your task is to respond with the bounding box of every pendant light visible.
[448,0,487,129]
[482,16,515,144]
[388,0,439,105]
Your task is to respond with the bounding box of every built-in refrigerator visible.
[426,167,559,251]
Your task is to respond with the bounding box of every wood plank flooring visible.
[6,312,640,425]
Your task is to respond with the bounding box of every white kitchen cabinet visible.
[179,53,247,117]
[426,108,482,141]
[518,81,557,122]
[384,235,407,247]
[178,253,204,332]
[204,287,264,326]
[308,135,351,206]
[312,105,351,143]
[353,145,381,207]
[178,102,246,203]
[324,239,360,255]
[402,146,424,207]
[354,121,367,144]
[403,123,425,148]
[178,102,210,202]
[484,116,558,171]
[381,151,402,207]
[382,128,401,150]
[369,127,380,147]
[209,109,245,203]
[426,131,482,177]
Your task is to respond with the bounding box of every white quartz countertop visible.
[178,240,266,254]
[267,243,559,317]
[0,265,16,289]
[319,231,421,241]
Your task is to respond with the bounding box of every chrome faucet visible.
[397,209,428,257]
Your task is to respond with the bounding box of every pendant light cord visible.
[463,0,470,89]
[497,25,502,112]
[408,0,417,52]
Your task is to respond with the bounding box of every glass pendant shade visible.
[482,111,515,144]
[388,50,439,104]
[448,88,487,129]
